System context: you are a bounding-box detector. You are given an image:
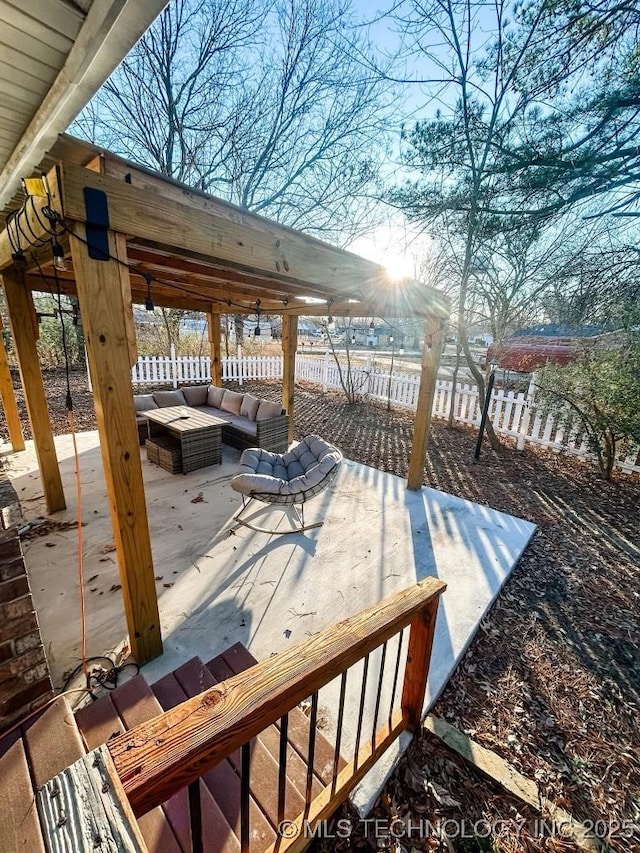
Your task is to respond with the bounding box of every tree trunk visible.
[447,342,461,428]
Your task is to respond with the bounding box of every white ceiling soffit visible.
[0,0,169,211]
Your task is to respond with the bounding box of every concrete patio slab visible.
[2,431,535,813]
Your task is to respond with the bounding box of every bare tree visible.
[73,0,393,246]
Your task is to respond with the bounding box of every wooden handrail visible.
[109,576,446,816]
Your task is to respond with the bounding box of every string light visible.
[254,299,261,336]
[52,241,67,272]
[143,273,154,311]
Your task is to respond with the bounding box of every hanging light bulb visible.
[254,299,261,336]
[52,241,67,272]
[144,273,154,311]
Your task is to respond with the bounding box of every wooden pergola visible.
[0,135,449,665]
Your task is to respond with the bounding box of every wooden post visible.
[1,266,65,511]
[407,316,446,490]
[281,314,297,443]
[0,315,24,451]
[70,226,162,664]
[207,311,222,386]
[401,597,439,728]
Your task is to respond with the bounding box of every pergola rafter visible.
[0,135,449,664]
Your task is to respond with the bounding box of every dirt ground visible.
[3,369,639,852]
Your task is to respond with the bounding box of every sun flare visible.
[383,252,414,281]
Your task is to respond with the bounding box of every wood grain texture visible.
[2,266,65,511]
[281,314,297,443]
[70,226,161,664]
[401,598,439,727]
[57,160,450,319]
[0,737,46,852]
[114,233,138,368]
[207,312,222,386]
[37,744,148,853]
[0,166,60,270]
[109,577,445,816]
[407,317,447,490]
[0,321,25,451]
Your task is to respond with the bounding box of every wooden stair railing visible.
[107,576,446,852]
[36,577,445,851]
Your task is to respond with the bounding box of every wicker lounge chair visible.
[230,435,343,533]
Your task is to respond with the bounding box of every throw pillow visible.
[153,389,187,407]
[207,386,226,408]
[256,400,284,420]
[240,394,260,422]
[182,385,208,406]
[220,389,244,415]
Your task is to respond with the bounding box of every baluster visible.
[331,670,348,797]
[354,653,369,768]
[277,714,289,826]
[389,628,405,727]
[188,780,203,853]
[372,641,388,746]
[305,692,319,816]
[241,741,251,853]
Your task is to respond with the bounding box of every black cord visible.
[62,654,140,698]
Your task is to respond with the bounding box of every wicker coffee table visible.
[144,406,227,473]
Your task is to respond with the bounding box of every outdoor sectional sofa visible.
[134,385,289,453]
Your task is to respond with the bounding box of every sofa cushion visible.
[240,393,260,422]
[134,394,158,413]
[182,385,208,406]
[207,386,226,409]
[256,399,283,420]
[198,405,234,422]
[220,389,244,415]
[153,389,187,407]
[229,415,258,436]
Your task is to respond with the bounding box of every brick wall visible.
[0,528,53,730]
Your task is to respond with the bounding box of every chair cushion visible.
[134,394,158,413]
[231,436,342,504]
[256,400,283,420]
[220,389,244,415]
[153,389,187,407]
[207,385,225,408]
[182,385,208,406]
[240,393,260,422]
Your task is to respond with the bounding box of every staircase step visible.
[152,661,275,850]
[75,693,125,749]
[208,644,345,786]
[23,696,85,789]
[75,679,182,853]
[0,738,46,852]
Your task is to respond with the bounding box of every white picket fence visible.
[130,347,640,474]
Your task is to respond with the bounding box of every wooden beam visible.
[423,715,601,853]
[69,225,162,664]
[407,316,446,490]
[38,744,148,853]
[108,576,446,815]
[0,316,24,451]
[282,314,298,443]
[1,266,65,511]
[58,162,450,318]
[207,311,222,386]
